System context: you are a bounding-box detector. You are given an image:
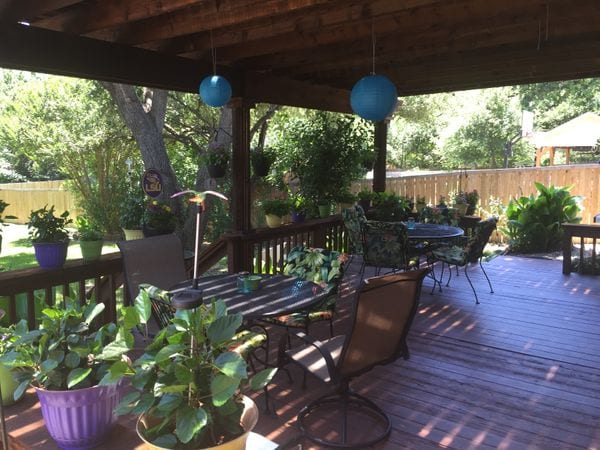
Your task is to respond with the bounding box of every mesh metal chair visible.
[281,268,428,448]
[341,205,367,262]
[360,220,419,279]
[117,233,188,307]
[429,217,498,304]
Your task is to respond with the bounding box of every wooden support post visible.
[373,121,387,193]
[229,98,252,272]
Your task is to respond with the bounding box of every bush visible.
[370,192,411,221]
[502,182,581,253]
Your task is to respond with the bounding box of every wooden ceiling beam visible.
[32,0,201,35]
[0,0,81,22]
[85,0,344,46]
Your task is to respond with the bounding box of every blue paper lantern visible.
[199,75,232,107]
[350,74,398,121]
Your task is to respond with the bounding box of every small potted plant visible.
[251,147,275,177]
[75,216,104,261]
[27,205,72,270]
[115,296,276,449]
[465,189,480,215]
[205,142,230,178]
[357,189,373,212]
[3,301,138,449]
[143,199,177,237]
[453,191,469,216]
[336,191,356,213]
[0,199,17,256]
[0,311,28,406]
[262,198,290,228]
[415,196,427,214]
[120,190,145,240]
[290,194,307,223]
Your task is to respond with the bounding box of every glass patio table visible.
[169,273,327,320]
[406,222,464,240]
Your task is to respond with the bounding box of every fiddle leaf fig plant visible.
[114,294,276,448]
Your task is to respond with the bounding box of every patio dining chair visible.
[260,246,346,347]
[341,205,367,265]
[428,217,498,304]
[280,268,428,448]
[360,220,420,280]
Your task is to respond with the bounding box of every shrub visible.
[502,182,581,253]
[370,192,411,221]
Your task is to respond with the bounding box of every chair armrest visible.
[290,332,340,384]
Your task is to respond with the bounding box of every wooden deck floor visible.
[255,255,600,449]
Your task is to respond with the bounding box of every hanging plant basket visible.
[207,164,227,178]
[252,159,271,177]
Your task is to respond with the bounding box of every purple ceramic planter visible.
[33,242,69,269]
[35,381,123,450]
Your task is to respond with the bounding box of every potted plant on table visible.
[262,198,290,228]
[27,205,72,270]
[357,189,373,213]
[204,143,230,179]
[75,216,104,261]
[120,190,145,240]
[336,190,356,213]
[115,295,276,449]
[143,199,177,237]
[453,191,469,216]
[415,196,427,214]
[3,301,138,449]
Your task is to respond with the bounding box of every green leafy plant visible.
[465,190,479,215]
[115,295,276,448]
[27,205,72,243]
[143,199,177,232]
[502,182,582,253]
[357,190,373,202]
[370,192,411,221]
[119,190,145,230]
[2,301,137,396]
[336,190,356,205]
[250,148,275,176]
[262,198,290,217]
[289,193,307,213]
[75,216,103,241]
[204,143,230,167]
[453,191,468,205]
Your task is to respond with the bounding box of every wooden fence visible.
[0,180,80,223]
[352,164,600,225]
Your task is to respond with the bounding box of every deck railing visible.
[0,217,346,325]
[223,215,348,274]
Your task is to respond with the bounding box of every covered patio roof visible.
[2,0,600,113]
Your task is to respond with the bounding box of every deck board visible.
[256,255,600,449]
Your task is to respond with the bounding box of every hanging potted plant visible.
[0,200,16,256]
[119,189,145,240]
[465,189,480,215]
[205,142,230,178]
[261,198,290,228]
[3,301,138,450]
[75,216,104,261]
[142,199,177,237]
[251,147,274,177]
[114,295,276,450]
[27,205,72,270]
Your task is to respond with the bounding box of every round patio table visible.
[169,274,327,320]
[407,222,464,240]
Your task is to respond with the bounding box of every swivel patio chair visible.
[260,246,346,346]
[341,205,367,265]
[281,268,428,448]
[429,217,498,304]
[360,220,419,280]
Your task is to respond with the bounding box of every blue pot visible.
[33,242,69,269]
[291,211,306,223]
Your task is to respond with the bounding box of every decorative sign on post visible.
[142,169,163,198]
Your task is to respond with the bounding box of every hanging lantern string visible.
[371,18,376,75]
[210,30,217,76]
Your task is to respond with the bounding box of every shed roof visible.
[532,112,600,148]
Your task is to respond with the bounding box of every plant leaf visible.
[114,391,141,415]
[250,367,278,390]
[152,434,177,449]
[64,351,80,369]
[214,352,246,379]
[134,290,152,324]
[207,314,242,344]
[157,394,183,414]
[84,303,105,325]
[211,374,240,406]
[67,367,92,388]
[155,344,185,365]
[175,405,207,444]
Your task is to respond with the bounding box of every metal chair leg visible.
[463,264,480,304]
[479,259,494,293]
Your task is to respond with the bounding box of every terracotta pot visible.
[137,395,258,450]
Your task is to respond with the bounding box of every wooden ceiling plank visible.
[32,0,201,35]
[0,0,81,22]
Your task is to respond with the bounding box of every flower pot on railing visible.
[80,239,104,262]
[265,214,284,228]
[122,228,144,241]
[291,210,306,223]
[318,204,331,218]
[33,242,69,270]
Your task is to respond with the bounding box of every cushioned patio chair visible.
[360,220,419,279]
[281,268,428,448]
[341,205,367,264]
[260,246,346,346]
[429,217,498,304]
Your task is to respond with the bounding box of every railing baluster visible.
[8,294,16,324]
[44,287,53,306]
[579,238,585,274]
[593,237,597,276]
[27,291,35,329]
